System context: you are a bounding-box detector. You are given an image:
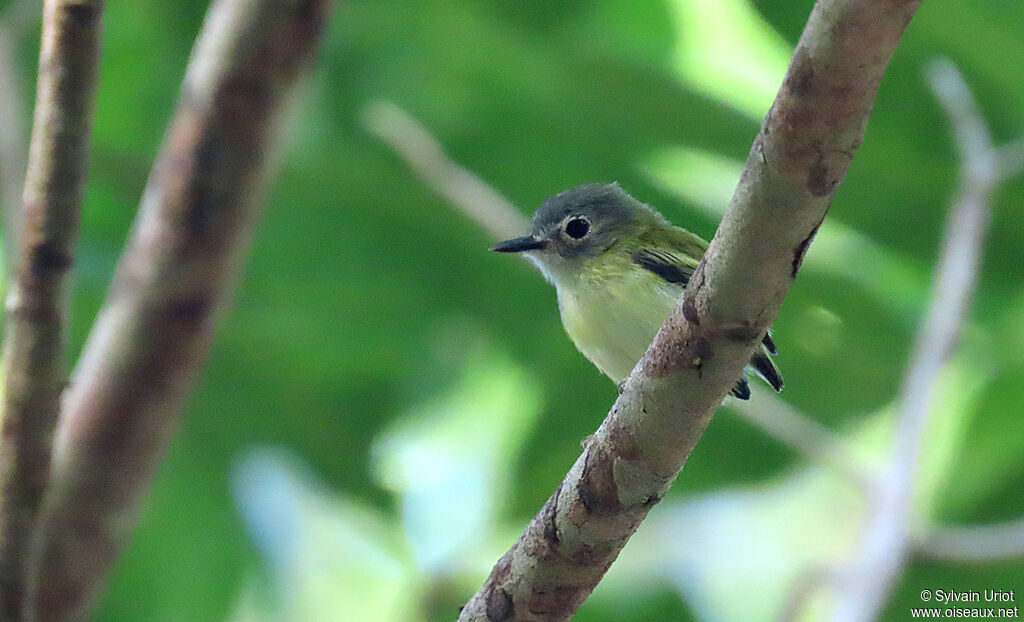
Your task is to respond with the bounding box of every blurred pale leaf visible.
[231,448,420,622]
[668,0,791,119]
[372,345,541,574]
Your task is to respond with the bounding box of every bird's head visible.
[491,183,667,285]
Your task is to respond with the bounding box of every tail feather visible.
[731,377,751,400]
[751,350,783,392]
[729,334,782,399]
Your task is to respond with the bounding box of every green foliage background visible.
[2,0,1023,620]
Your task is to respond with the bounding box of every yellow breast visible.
[556,260,683,383]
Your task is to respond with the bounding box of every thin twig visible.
[995,135,1024,181]
[828,58,997,622]
[0,36,27,271]
[25,2,334,620]
[0,0,40,275]
[733,389,870,490]
[362,100,527,240]
[916,517,1024,562]
[0,1,103,619]
[457,1,919,619]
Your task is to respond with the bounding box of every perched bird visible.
[491,183,782,399]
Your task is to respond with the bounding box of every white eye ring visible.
[563,216,591,240]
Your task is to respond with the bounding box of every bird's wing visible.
[629,226,780,357]
[628,226,709,286]
[629,248,695,285]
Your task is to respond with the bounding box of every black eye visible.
[564,217,590,239]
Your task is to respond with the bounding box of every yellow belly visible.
[557,268,683,383]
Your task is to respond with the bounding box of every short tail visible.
[731,378,751,399]
[730,333,783,400]
[751,350,783,392]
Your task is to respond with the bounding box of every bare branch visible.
[458,1,920,619]
[917,517,1024,562]
[24,1,334,620]
[362,100,527,240]
[828,58,996,622]
[0,1,102,619]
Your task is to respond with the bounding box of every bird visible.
[491,183,781,399]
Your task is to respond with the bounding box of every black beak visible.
[490,235,547,253]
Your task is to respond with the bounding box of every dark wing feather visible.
[752,351,784,392]
[628,225,708,286]
[630,248,694,285]
[731,378,751,400]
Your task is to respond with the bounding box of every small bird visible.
[491,183,782,399]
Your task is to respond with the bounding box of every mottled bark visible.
[457,0,921,620]
[24,1,334,621]
[0,2,102,619]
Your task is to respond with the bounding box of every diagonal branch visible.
[24,1,334,620]
[457,1,920,620]
[0,1,103,619]
[732,389,869,490]
[827,58,997,622]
